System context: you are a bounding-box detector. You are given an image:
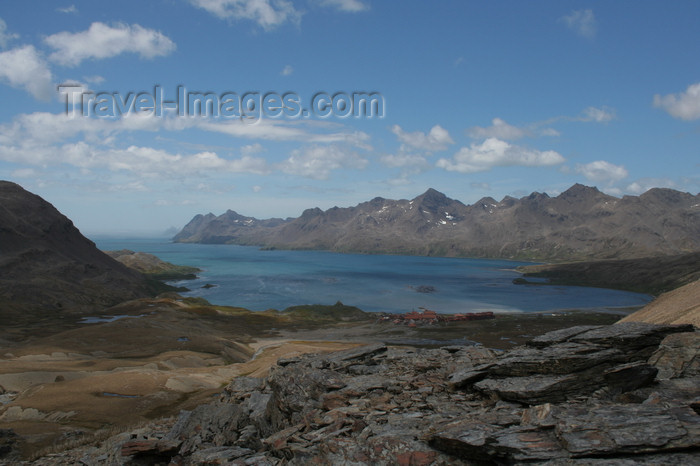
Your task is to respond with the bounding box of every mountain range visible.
[174,184,700,261]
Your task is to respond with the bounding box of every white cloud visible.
[436,138,565,173]
[575,160,628,184]
[189,0,301,30]
[0,111,372,156]
[0,45,53,100]
[241,142,264,156]
[83,75,105,84]
[379,153,428,168]
[200,118,371,147]
[626,178,677,195]
[11,168,37,178]
[579,106,615,123]
[281,64,293,76]
[0,111,378,183]
[560,9,596,39]
[13,140,270,177]
[56,5,77,14]
[316,0,369,12]
[391,124,454,152]
[45,22,176,66]
[468,118,529,141]
[0,17,19,48]
[540,106,616,126]
[279,145,367,179]
[539,127,561,137]
[653,82,700,121]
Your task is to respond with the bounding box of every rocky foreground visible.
[16,322,699,465]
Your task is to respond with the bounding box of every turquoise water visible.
[94,237,653,314]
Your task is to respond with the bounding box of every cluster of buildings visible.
[378,308,495,326]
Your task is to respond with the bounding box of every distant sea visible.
[94,237,653,314]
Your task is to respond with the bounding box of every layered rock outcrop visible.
[28,322,700,464]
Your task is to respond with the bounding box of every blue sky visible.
[0,1,698,235]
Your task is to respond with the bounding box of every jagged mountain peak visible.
[413,188,448,203]
[526,191,550,201]
[639,187,698,205]
[558,183,609,202]
[475,196,499,207]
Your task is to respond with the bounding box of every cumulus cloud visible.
[436,138,565,173]
[560,9,596,39]
[468,118,529,141]
[281,64,293,76]
[653,83,700,121]
[45,22,176,66]
[0,17,19,48]
[575,160,628,184]
[2,134,269,177]
[279,145,367,179]
[391,124,454,152]
[189,0,301,30]
[316,0,369,12]
[0,45,53,100]
[0,110,374,183]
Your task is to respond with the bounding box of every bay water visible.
[94,238,653,314]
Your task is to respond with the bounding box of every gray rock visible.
[0,428,19,460]
[432,403,700,462]
[570,322,694,352]
[488,342,623,376]
[527,325,603,347]
[601,361,658,396]
[189,446,254,464]
[475,373,578,404]
[29,324,700,465]
[321,343,387,368]
[447,366,490,389]
[556,404,700,456]
[649,332,700,379]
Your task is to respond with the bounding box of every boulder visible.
[649,332,700,379]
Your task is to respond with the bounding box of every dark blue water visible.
[94,237,653,314]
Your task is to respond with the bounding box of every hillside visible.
[0,181,158,331]
[105,249,201,280]
[173,184,700,261]
[619,279,700,326]
[517,251,700,295]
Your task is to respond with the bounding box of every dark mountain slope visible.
[0,181,156,327]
